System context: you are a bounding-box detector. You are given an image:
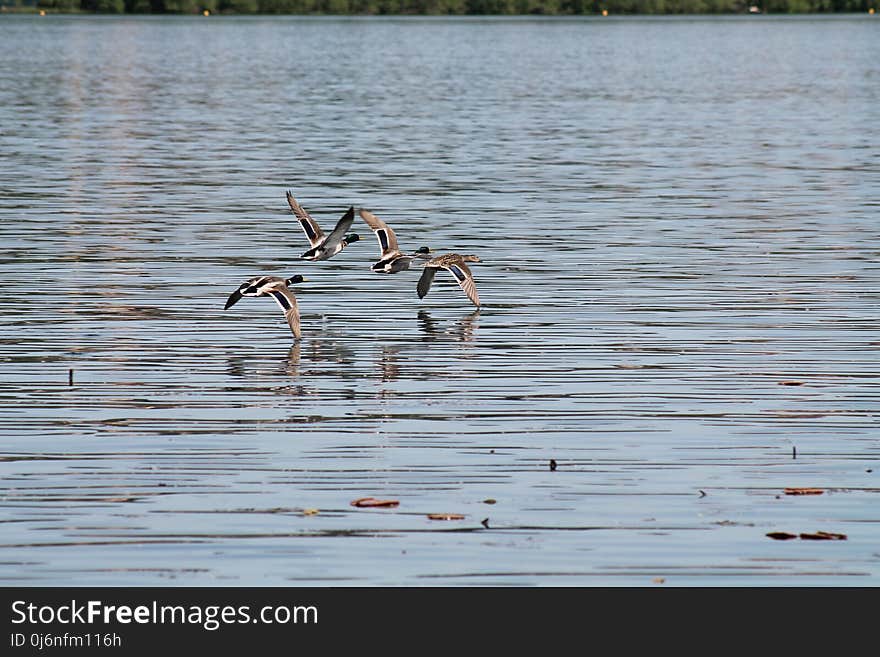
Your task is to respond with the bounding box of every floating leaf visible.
[350,497,399,508]
[483,498,497,505]
[784,487,824,495]
[652,577,666,584]
[427,513,465,521]
[766,532,798,540]
[800,531,847,541]
[779,381,805,386]
[302,508,319,516]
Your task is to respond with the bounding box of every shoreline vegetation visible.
[2,0,876,15]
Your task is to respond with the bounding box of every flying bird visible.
[417,254,481,308]
[224,274,307,340]
[287,191,359,261]
[358,208,432,273]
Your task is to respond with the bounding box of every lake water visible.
[1,14,878,586]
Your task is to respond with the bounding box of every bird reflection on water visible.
[224,311,480,397]
[417,309,480,344]
[283,342,301,377]
[302,338,356,366]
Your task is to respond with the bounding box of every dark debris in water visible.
[800,531,847,541]
[350,497,400,508]
[784,487,824,495]
[767,531,847,541]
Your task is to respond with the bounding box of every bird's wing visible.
[321,206,356,249]
[416,266,439,300]
[224,288,243,310]
[225,275,267,310]
[359,209,400,257]
[286,191,325,247]
[444,261,481,307]
[283,305,301,340]
[265,285,301,340]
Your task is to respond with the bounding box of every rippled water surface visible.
[1,14,878,586]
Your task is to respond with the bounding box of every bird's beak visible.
[224,289,242,310]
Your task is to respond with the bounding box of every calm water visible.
[1,14,878,586]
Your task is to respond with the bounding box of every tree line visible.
[18,0,877,15]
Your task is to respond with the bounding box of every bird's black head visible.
[286,275,307,285]
[345,233,360,244]
[414,246,432,255]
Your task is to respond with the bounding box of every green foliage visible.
[219,0,258,10]
[33,0,878,15]
[37,0,80,9]
[95,0,125,10]
[125,0,154,11]
[163,0,202,10]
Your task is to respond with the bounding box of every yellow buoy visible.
[601,8,608,16]
[39,9,46,15]
[869,7,875,14]
[203,8,210,15]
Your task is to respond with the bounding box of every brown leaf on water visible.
[302,508,319,516]
[784,487,824,495]
[766,532,798,540]
[779,380,805,386]
[800,531,847,541]
[350,497,400,508]
[482,498,497,505]
[652,577,666,584]
[427,513,465,521]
